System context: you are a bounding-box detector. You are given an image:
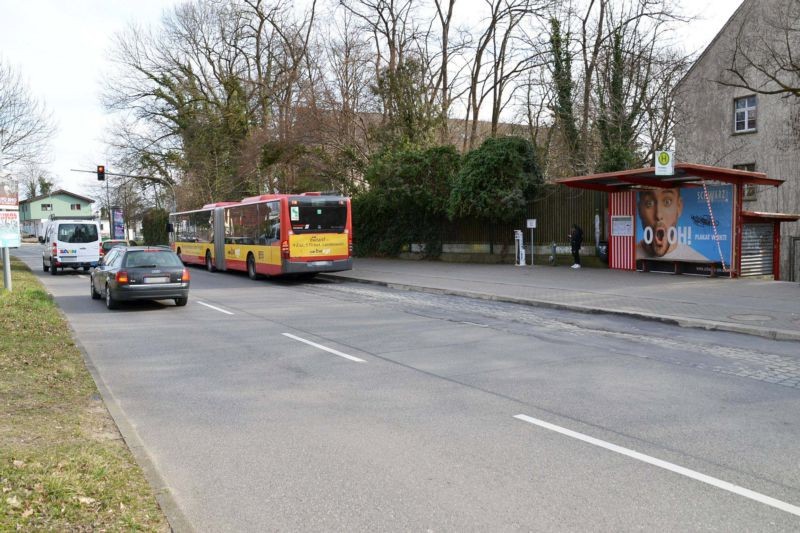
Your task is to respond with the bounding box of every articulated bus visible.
[168,193,353,279]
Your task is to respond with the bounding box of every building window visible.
[733,163,757,201]
[734,96,757,133]
[70,203,81,210]
[41,203,53,211]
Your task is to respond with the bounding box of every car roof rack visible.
[48,215,98,221]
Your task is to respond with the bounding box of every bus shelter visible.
[557,163,799,278]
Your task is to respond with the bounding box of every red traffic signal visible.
[97,165,105,181]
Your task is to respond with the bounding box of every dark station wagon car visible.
[90,246,190,309]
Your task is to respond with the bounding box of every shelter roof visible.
[556,163,783,193]
[741,211,800,222]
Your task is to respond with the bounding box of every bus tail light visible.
[181,268,191,282]
[115,271,129,284]
[281,240,289,258]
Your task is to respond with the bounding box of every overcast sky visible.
[0,0,743,199]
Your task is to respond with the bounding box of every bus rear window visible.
[289,200,347,233]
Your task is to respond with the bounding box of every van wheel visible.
[206,251,216,272]
[43,260,49,272]
[247,254,259,280]
[49,260,57,275]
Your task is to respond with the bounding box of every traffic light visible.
[97,165,105,181]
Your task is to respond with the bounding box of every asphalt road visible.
[12,244,800,531]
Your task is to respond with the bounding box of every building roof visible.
[556,163,783,193]
[20,189,95,204]
[675,0,753,90]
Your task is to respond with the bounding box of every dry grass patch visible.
[0,256,169,531]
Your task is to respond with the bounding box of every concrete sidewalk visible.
[321,258,800,341]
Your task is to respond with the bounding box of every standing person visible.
[569,224,583,268]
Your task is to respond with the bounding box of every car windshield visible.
[58,224,98,243]
[123,250,183,268]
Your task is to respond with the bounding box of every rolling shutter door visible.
[740,223,773,276]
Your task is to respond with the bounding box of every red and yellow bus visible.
[168,193,353,279]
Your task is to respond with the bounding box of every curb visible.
[319,274,800,342]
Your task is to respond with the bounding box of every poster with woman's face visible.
[635,184,733,263]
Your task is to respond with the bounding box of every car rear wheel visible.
[90,278,100,299]
[105,284,119,310]
[247,254,259,280]
[206,251,215,272]
[174,297,188,307]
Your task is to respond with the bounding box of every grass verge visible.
[0,256,169,531]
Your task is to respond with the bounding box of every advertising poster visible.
[635,184,733,264]
[112,208,125,240]
[0,211,21,248]
[0,176,18,207]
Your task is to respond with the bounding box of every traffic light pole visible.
[71,167,178,212]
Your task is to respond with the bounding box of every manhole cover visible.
[728,314,773,322]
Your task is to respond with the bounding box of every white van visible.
[40,218,102,275]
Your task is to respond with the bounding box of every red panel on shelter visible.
[609,192,636,270]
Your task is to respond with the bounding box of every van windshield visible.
[58,224,98,243]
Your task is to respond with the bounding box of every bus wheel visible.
[247,254,259,280]
[205,251,216,272]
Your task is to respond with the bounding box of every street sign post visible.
[526,219,536,266]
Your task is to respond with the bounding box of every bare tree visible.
[717,0,800,97]
[0,58,55,172]
[17,162,56,200]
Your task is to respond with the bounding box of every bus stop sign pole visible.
[2,247,10,292]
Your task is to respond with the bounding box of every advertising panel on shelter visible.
[635,184,733,265]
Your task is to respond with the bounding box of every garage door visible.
[741,223,773,277]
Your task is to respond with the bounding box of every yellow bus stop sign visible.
[655,150,674,176]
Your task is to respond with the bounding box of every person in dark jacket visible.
[569,224,583,268]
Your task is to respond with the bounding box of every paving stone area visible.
[314,283,800,390]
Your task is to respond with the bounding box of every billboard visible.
[112,208,125,240]
[0,176,18,208]
[635,184,733,264]
[0,211,21,248]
